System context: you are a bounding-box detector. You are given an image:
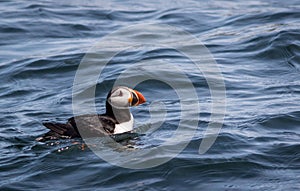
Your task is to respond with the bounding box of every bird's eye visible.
[111,90,123,97]
[118,90,123,97]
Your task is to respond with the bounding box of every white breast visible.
[114,114,134,134]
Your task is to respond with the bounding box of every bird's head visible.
[107,86,146,109]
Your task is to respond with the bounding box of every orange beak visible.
[134,90,146,105]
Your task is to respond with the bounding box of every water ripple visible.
[1,0,300,190]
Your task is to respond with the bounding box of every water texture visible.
[1,0,300,190]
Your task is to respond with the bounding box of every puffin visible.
[38,86,146,141]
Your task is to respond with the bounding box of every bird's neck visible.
[105,101,131,124]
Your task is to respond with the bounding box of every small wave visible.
[257,111,300,129]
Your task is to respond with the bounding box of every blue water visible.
[1,0,300,190]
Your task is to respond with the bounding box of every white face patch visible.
[108,87,132,109]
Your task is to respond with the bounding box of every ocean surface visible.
[1,0,300,190]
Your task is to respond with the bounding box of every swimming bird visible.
[38,86,146,141]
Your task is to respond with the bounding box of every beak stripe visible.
[134,90,146,105]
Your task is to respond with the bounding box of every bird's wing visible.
[67,114,117,136]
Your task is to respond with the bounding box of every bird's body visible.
[38,86,146,141]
